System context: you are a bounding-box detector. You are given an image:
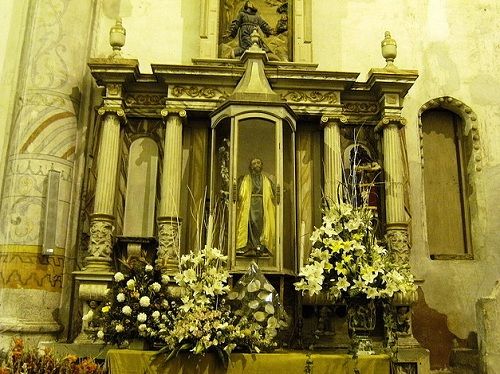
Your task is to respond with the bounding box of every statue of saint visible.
[236,158,276,257]
[350,145,381,212]
[223,1,277,59]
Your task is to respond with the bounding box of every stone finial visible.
[109,18,126,58]
[381,31,397,70]
[251,29,260,45]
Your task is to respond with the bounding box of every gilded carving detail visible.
[125,94,167,106]
[170,86,229,100]
[386,229,410,265]
[156,221,181,270]
[342,101,378,114]
[280,90,338,104]
[106,83,122,98]
[97,105,125,118]
[88,219,114,259]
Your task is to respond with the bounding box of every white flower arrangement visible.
[295,202,416,301]
[157,246,284,367]
[83,254,175,346]
[86,247,285,360]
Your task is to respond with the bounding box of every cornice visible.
[365,68,419,98]
[88,58,140,86]
[88,59,417,119]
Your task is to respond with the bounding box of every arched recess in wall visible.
[123,137,159,237]
[418,97,482,260]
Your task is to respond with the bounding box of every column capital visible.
[161,108,187,120]
[375,115,406,132]
[320,114,348,127]
[97,105,126,121]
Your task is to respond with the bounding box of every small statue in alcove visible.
[222,1,279,60]
[350,145,382,213]
[236,158,276,257]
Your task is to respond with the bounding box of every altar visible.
[106,350,390,374]
[75,3,429,373]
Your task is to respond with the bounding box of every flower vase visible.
[346,298,376,355]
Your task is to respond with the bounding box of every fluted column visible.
[377,115,420,348]
[321,115,346,203]
[85,105,125,271]
[377,116,409,265]
[73,84,126,343]
[157,109,186,272]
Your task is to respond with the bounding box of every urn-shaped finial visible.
[109,18,126,58]
[381,31,397,69]
[250,29,261,46]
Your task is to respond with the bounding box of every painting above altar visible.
[219,0,290,61]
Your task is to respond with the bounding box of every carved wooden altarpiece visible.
[75,21,430,373]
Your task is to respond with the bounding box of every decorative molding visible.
[97,105,126,119]
[161,109,187,119]
[170,85,229,101]
[320,114,348,126]
[385,227,410,265]
[156,217,182,272]
[418,96,482,172]
[87,216,114,260]
[342,101,378,114]
[376,115,407,132]
[125,93,167,107]
[280,90,338,104]
[106,83,122,98]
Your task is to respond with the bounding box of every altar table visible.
[106,349,390,374]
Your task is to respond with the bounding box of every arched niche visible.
[123,137,159,237]
[418,97,481,259]
[210,107,296,274]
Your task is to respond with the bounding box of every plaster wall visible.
[313,0,500,341]
[93,0,201,72]
[0,0,30,201]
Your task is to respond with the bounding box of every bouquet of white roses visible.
[294,202,416,301]
[83,254,175,347]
